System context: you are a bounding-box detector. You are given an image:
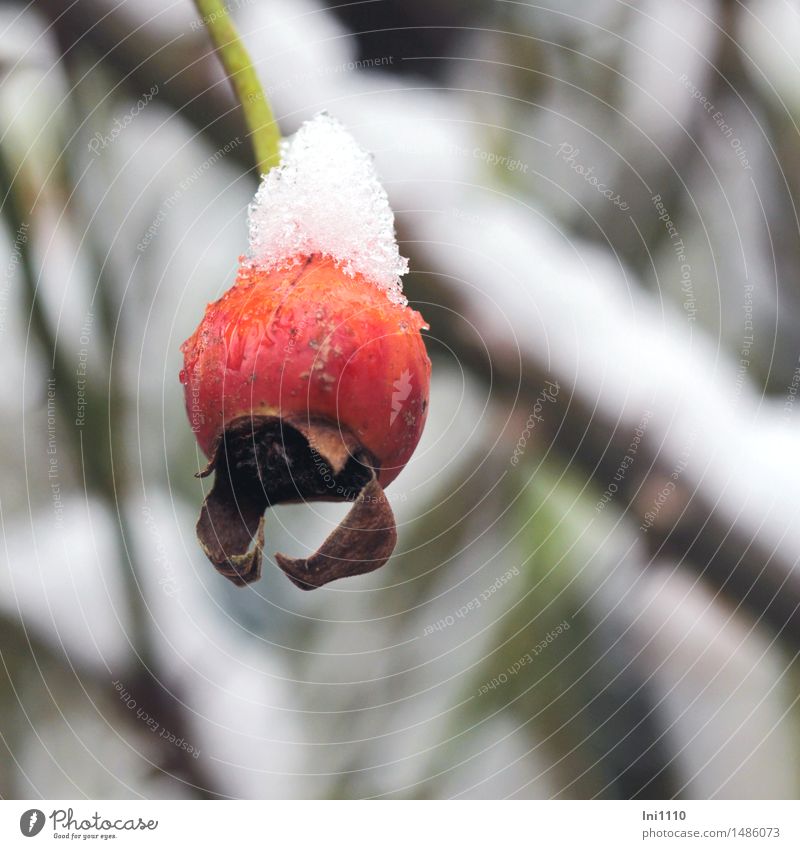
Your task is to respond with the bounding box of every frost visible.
[247,112,409,305]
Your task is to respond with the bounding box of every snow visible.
[246,112,409,304]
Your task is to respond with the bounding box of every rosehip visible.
[181,253,431,589]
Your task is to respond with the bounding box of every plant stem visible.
[192,0,281,174]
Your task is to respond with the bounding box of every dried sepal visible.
[275,477,397,590]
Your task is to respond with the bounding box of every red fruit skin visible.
[181,254,431,488]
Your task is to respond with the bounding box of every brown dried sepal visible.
[195,415,397,589]
[276,477,397,590]
[196,468,266,586]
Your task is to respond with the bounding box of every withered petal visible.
[275,477,397,591]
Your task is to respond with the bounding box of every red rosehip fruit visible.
[180,253,431,589]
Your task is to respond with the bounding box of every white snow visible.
[246,112,409,304]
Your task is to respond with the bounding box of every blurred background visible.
[2,0,800,799]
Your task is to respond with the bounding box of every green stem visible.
[192,0,281,174]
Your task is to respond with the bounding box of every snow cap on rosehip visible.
[181,114,431,589]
